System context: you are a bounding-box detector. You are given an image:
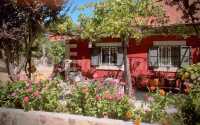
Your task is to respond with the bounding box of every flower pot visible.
[135,117,141,125]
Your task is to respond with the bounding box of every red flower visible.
[95,95,101,101]
[23,96,29,104]
[103,91,114,100]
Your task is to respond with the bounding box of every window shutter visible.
[91,48,100,66]
[148,46,159,67]
[180,46,191,67]
[117,47,123,66]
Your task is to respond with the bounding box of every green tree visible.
[165,0,200,36]
[48,16,74,34]
[79,0,163,96]
[0,0,69,80]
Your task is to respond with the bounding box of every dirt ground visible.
[0,60,9,82]
[0,59,53,83]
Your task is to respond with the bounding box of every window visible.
[91,44,123,69]
[159,46,180,67]
[101,47,117,65]
[149,45,191,71]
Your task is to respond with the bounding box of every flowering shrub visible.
[177,63,200,85]
[141,89,175,123]
[67,80,136,120]
[0,80,61,111]
[174,83,200,125]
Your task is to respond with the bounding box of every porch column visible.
[64,40,71,81]
[65,40,70,59]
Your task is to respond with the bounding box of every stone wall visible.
[0,108,129,125]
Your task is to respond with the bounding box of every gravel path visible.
[0,59,9,82]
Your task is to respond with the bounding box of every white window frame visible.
[153,41,187,72]
[95,43,124,70]
[100,47,118,66]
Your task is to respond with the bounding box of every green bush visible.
[141,89,175,123]
[175,83,200,125]
[177,63,200,85]
[0,80,61,111]
[47,42,65,64]
[67,81,136,120]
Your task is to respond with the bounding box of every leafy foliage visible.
[177,63,200,85]
[165,0,200,35]
[47,42,66,64]
[67,81,136,120]
[0,80,62,112]
[78,0,164,96]
[174,82,200,125]
[141,89,175,123]
[48,16,74,34]
[0,0,69,80]
[79,0,164,40]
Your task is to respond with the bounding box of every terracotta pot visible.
[153,78,160,87]
[148,79,157,91]
[135,117,141,125]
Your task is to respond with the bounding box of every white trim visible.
[153,41,186,46]
[154,67,178,72]
[96,42,122,47]
[99,46,119,65]
[70,52,77,56]
[96,65,124,71]
[69,44,77,48]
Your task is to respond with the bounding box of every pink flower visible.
[115,91,124,101]
[26,87,33,93]
[19,74,28,81]
[34,80,41,86]
[148,96,154,102]
[95,95,101,101]
[11,92,16,97]
[27,79,32,84]
[23,96,29,104]
[33,90,40,97]
[144,107,151,112]
[107,95,113,100]
[111,79,119,84]
[97,82,104,88]
[93,73,98,79]
[48,76,53,80]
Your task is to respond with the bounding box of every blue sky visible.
[68,0,97,23]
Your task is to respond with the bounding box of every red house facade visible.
[66,0,200,88]
[49,1,200,89]
[68,35,200,83]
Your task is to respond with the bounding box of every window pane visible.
[110,48,117,64]
[101,47,118,65]
[148,47,158,67]
[102,47,110,64]
[171,46,180,67]
[91,48,100,66]
[181,46,190,66]
[160,46,169,66]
